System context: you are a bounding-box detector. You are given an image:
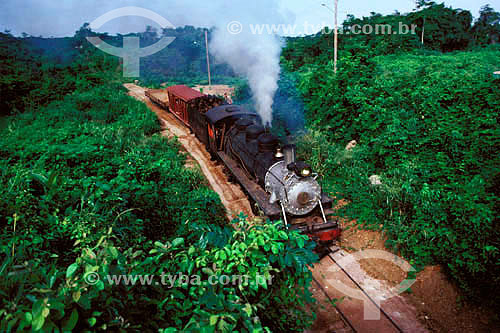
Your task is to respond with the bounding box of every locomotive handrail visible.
[229,137,290,202]
[268,168,289,202]
[228,140,254,181]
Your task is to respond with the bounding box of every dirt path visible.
[337,213,498,332]
[123,83,440,333]
[124,83,253,220]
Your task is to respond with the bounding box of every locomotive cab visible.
[205,105,260,156]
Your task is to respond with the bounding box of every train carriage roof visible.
[166,85,204,101]
[205,105,259,125]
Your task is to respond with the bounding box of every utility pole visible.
[322,2,339,73]
[334,0,338,73]
[421,17,425,45]
[205,29,211,86]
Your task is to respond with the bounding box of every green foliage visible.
[292,47,500,304]
[283,3,500,68]
[1,216,318,332]
[407,3,473,51]
[341,12,421,54]
[0,33,75,115]
[0,34,319,332]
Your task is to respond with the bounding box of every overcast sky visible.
[1,0,498,37]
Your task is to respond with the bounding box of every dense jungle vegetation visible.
[1,1,499,331]
[0,32,319,332]
[285,3,500,307]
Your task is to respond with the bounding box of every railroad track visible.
[124,83,254,220]
[125,83,428,333]
[311,246,428,333]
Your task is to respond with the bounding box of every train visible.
[146,85,340,245]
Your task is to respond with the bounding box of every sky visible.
[1,0,498,37]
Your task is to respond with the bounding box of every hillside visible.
[282,7,500,309]
[0,33,320,332]
[1,1,500,331]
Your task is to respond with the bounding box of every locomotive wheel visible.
[252,202,265,217]
[205,144,218,162]
[221,165,235,183]
[209,151,218,162]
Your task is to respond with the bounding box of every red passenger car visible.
[166,85,205,127]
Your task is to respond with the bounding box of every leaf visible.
[108,246,119,259]
[219,250,227,260]
[209,315,218,326]
[297,237,305,248]
[32,314,45,331]
[278,231,289,240]
[62,309,78,331]
[243,303,252,317]
[24,312,33,324]
[172,238,184,247]
[66,263,78,278]
[72,291,81,302]
[32,299,44,317]
[87,317,97,327]
[202,267,214,275]
[95,280,105,291]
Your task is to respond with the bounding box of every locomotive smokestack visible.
[283,144,296,167]
[208,0,283,126]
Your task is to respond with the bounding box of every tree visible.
[142,25,158,43]
[73,23,92,48]
[409,3,473,51]
[415,0,436,9]
[471,5,500,45]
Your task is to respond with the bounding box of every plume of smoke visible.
[210,29,281,126]
[3,0,292,126]
[207,1,290,126]
[13,0,291,126]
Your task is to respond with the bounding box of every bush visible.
[1,41,320,332]
[1,217,318,332]
[294,46,500,303]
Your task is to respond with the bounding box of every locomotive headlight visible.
[300,167,311,177]
[275,148,284,159]
[292,161,313,178]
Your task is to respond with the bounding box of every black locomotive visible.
[148,85,340,243]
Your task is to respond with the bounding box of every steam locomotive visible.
[146,85,340,244]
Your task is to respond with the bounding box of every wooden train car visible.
[148,85,225,147]
[145,89,169,110]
